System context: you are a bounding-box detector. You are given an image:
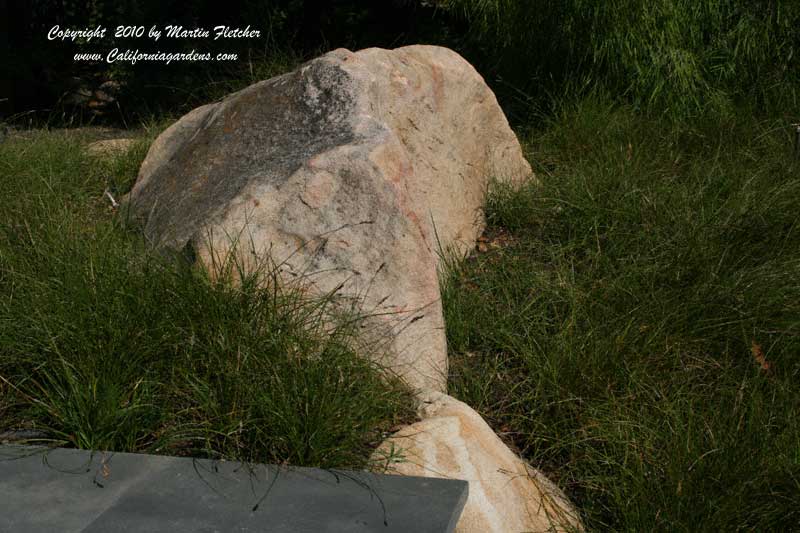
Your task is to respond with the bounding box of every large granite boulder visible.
[125,45,532,393]
[126,45,581,532]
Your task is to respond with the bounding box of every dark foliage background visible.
[2,1,799,124]
[2,0,454,125]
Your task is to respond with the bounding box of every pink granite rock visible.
[373,391,583,533]
[124,45,532,392]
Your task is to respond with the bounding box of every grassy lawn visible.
[2,93,798,530]
[443,96,800,530]
[0,129,415,469]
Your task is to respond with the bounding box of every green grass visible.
[0,129,415,469]
[443,95,800,531]
[4,84,800,530]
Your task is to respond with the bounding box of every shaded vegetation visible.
[6,1,799,124]
[433,0,800,118]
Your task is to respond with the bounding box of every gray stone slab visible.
[0,446,468,532]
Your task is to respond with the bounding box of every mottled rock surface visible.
[86,138,135,157]
[373,391,583,533]
[124,45,532,393]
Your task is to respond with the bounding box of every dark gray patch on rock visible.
[128,62,359,248]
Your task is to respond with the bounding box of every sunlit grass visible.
[0,129,415,469]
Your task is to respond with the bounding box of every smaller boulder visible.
[372,391,582,533]
[86,138,136,158]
